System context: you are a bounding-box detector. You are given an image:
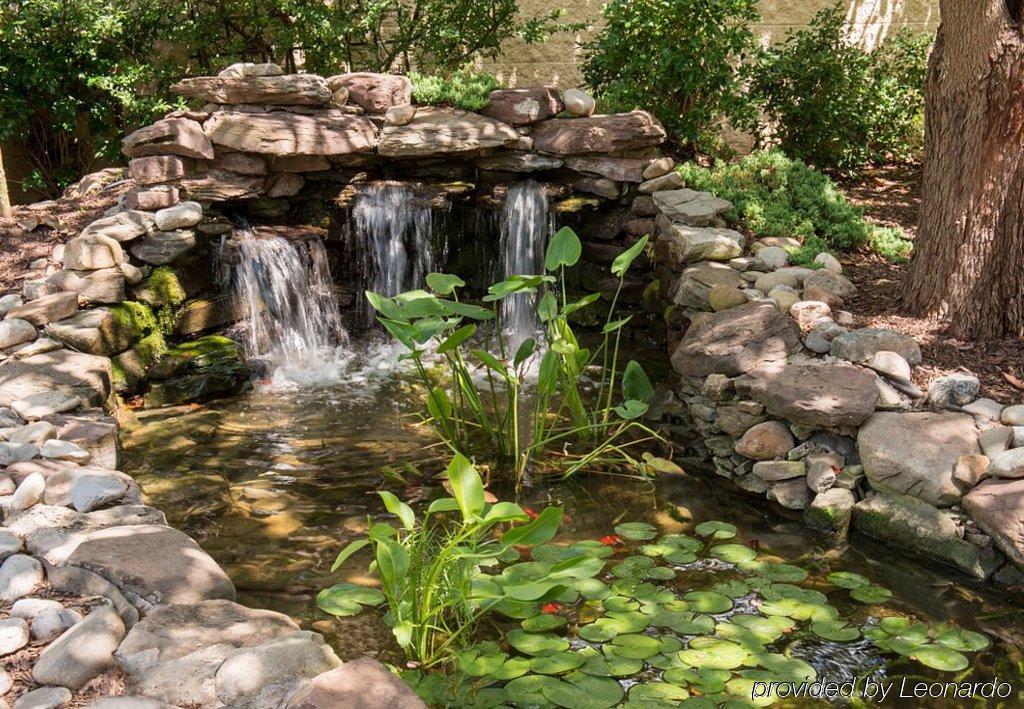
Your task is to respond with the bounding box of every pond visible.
[122,336,1024,708]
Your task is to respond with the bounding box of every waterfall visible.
[500,180,553,347]
[351,183,436,312]
[226,227,348,385]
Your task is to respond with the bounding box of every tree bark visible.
[0,146,10,218]
[902,0,1024,339]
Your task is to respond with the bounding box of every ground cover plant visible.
[365,227,675,482]
[678,151,913,263]
[409,68,502,111]
[322,461,993,706]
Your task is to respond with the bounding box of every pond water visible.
[122,338,1024,707]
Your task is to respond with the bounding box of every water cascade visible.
[499,180,553,347]
[226,228,348,384]
[350,183,436,313]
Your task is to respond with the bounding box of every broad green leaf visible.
[935,627,990,652]
[679,638,749,671]
[611,235,649,277]
[682,591,733,614]
[826,571,870,589]
[447,453,485,520]
[545,226,582,270]
[628,682,690,702]
[911,644,970,671]
[563,292,602,316]
[602,316,632,333]
[425,272,465,295]
[425,387,452,424]
[377,490,415,531]
[439,299,495,320]
[471,348,509,376]
[501,506,563,548]
[538,291,558,322]
[330,538,370,571]
[850,584,892,604]
[614,399,649,419]
[437,324,475,353]
[811,619,861,642]
[694,521,737,539]
[513,337,536,367]
[609,634,661,660]
[709,543,757,564]
[376,538,409,585]
[316,583,384,616]
[530,652,586,675]
[614,522,658,540]
[506,629,569,656]
[392,620,413,648]
[621,360,654,403]
[426,497,460,515]
[484,501,529,524]
[522,613,567,632]
[365,291,405,321]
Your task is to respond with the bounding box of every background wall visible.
[480,0,940,87]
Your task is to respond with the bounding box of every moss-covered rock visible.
[107,301,158,338]
[134,266,188,309]
[111,332,169,393]
[143,335,249,407]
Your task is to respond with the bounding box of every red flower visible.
[599,534,622,547]
[541,602,563,615]
[514,545,533,560]
[523,507,539,521]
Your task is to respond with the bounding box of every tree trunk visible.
[901,0,1024,339]
[0,146,11,218]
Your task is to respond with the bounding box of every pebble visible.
[10,472,46,515]
[0,442,38,466]
[12,686,72,709]
[7,422,57,447]
[11,598,63,620]
[756,246,789,270]
[40,439,90,464]
[30,608,78,643]
[863,350,912,384]
[562,88,595,116]
[979,426,1012,458]
[32,605,125,689]
[0,617,29,655]
[927,373,980,408]
[987,447,1024,479]
[69,474,128,513]
[962,397,1003,422]
[0,531,22,561]
[0,554,44,604]
[813,252,843,272]
[1000,404,1024,426]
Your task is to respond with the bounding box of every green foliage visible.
[409,68,501,111]
[320,455,573,665]
[678,150,913,262]
[750,4,931,170]
[366,227,677,481]
[581,0,759,150]
[0,0,177,193]
[109,302,159,338]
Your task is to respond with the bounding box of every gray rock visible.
[9,391,82,420]
[287,658,427,709]
[653,189,732,227]
[802,270,857,304]
[129,230,196,266]
[767,478,810,510]
[45,308,135,357]
[756,245,789,269]
[475,151,563,172]
[789,301,832,330]
[874,377,909,409]
[805,320,846,354]
[383,104,417,126]
[0,320,37,350]
[8,422,56,447]
[752,460,805,481]
[806,452,841,493]
[952,454,990,489]
[655,217,745,263]
[639,171,685,193]
[963,478,1024,567]
[829,328,922,364]
[0,554,44,603]
[4,293,79,326]
[11,598,63,620]
[378,107,518,157]
[40,440,90,464]
[0,531,22,560]
[562,88,595,117]
[45,269,126,304]
[0,295,23,318]
[153,201,202,231]
[0,617,29,655]
[979,427,1012,459]
[670,261,746,310]
[0,667,10,695]
[753,269,800,293]
[734,421,793,460]
[33,605,125,688]
[735,363,879,430]
[9,338,62,360]
[864,350,912,384]
[963,397,1003,422]
[0,442,38,466]
[12,686,72,709]
[927,374,981,407]
[987,447,1024,479]
[215,631,341,707]
[854,492,999,579]
[813,252,842,272]
[218,62,284,78]
[11,472,46,513]
[804,488,855,534]
[69,474,128,512]
[87,698,178,709]
[858,411,979,506]
[80,211,155,243]
[1000,404,1024,426]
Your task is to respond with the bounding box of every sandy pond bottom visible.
[122,351,1024,707]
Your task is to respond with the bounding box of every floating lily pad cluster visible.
[392,519,992,707]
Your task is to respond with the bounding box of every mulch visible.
[838,164,1024,404]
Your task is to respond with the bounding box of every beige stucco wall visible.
[481,0,940,88]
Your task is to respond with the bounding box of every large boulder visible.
[80,211,155,242]
[117,600,304,707]
[671,302,801,378]
[735,364,879,430]
[670,262,746,310]
[32,605,125,688]
[656,217,745,264]
[288,659,427,709]
[179,172,265,202]
[377,107,520,157]
[129,155,191,185]
[653,189,733,227]
[214,631,341,707]
[203,109,378,156]
[46,269,126,304]
[64,524,235,607]
[4,292,79,325]
[64,234,125,271]
[858,411,979,506]
[530,111,666,155]
[122,117,215,160]
[475,151,564,173]
[46,308,136,356]
[328,73,412,113]
[853,492,999,579]
[130,230,197,266]
[0,350,112,407]
[962,478,1024,567]
[0,319,36,349]
[566,156,655,183]
[481,86,563,126]
[830,327,922,364]
[171,75,331,105]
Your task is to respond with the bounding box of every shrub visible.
[750,4,931,171]
[409,68,501,111]
[581,0,759,151]
[678,150,913,261]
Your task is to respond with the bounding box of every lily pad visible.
[682,591,733,614]
[544,672,625,709]
[650,610,715,635]
[487,656,531,680]
[628,682,690,702]
[523,614,568,632]
[615,522,658,540]
[316,583,384,616]
[574,577,611,600]
[751,652,817,682]
[713,580,751,598]
[694,521,737,539]
[531,652,587,675]
[935,627,990,652]
[826,571,870,589]
[505,674,561,707]
[663,667,730,695]
[737,560,808,583]
[507,629,569,656]
[811,619,861,642]
[610,634,662,660]
[645,566,676,581]
[710,544,757,564]
[664,549,698,565]
[679,637,749,670]
[578,648,644,678]
[661,534,704,552]
[850,584,892,604]
[911,644,970,672]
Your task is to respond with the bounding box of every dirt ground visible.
[838,164,1024,403]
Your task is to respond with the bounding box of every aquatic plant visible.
[318,454,596,667]
[365,225,676,482]
[324,497,994,706]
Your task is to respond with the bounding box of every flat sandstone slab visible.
[203,110,378,156]
[735,363,879,430]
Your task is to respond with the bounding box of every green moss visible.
[108,301,158,338]
[167,334,241,366]
[134,332,169,365]
[136,266,188,309]
[409,68,501,110]
[111,359,130,393]
[641,279,662,313]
